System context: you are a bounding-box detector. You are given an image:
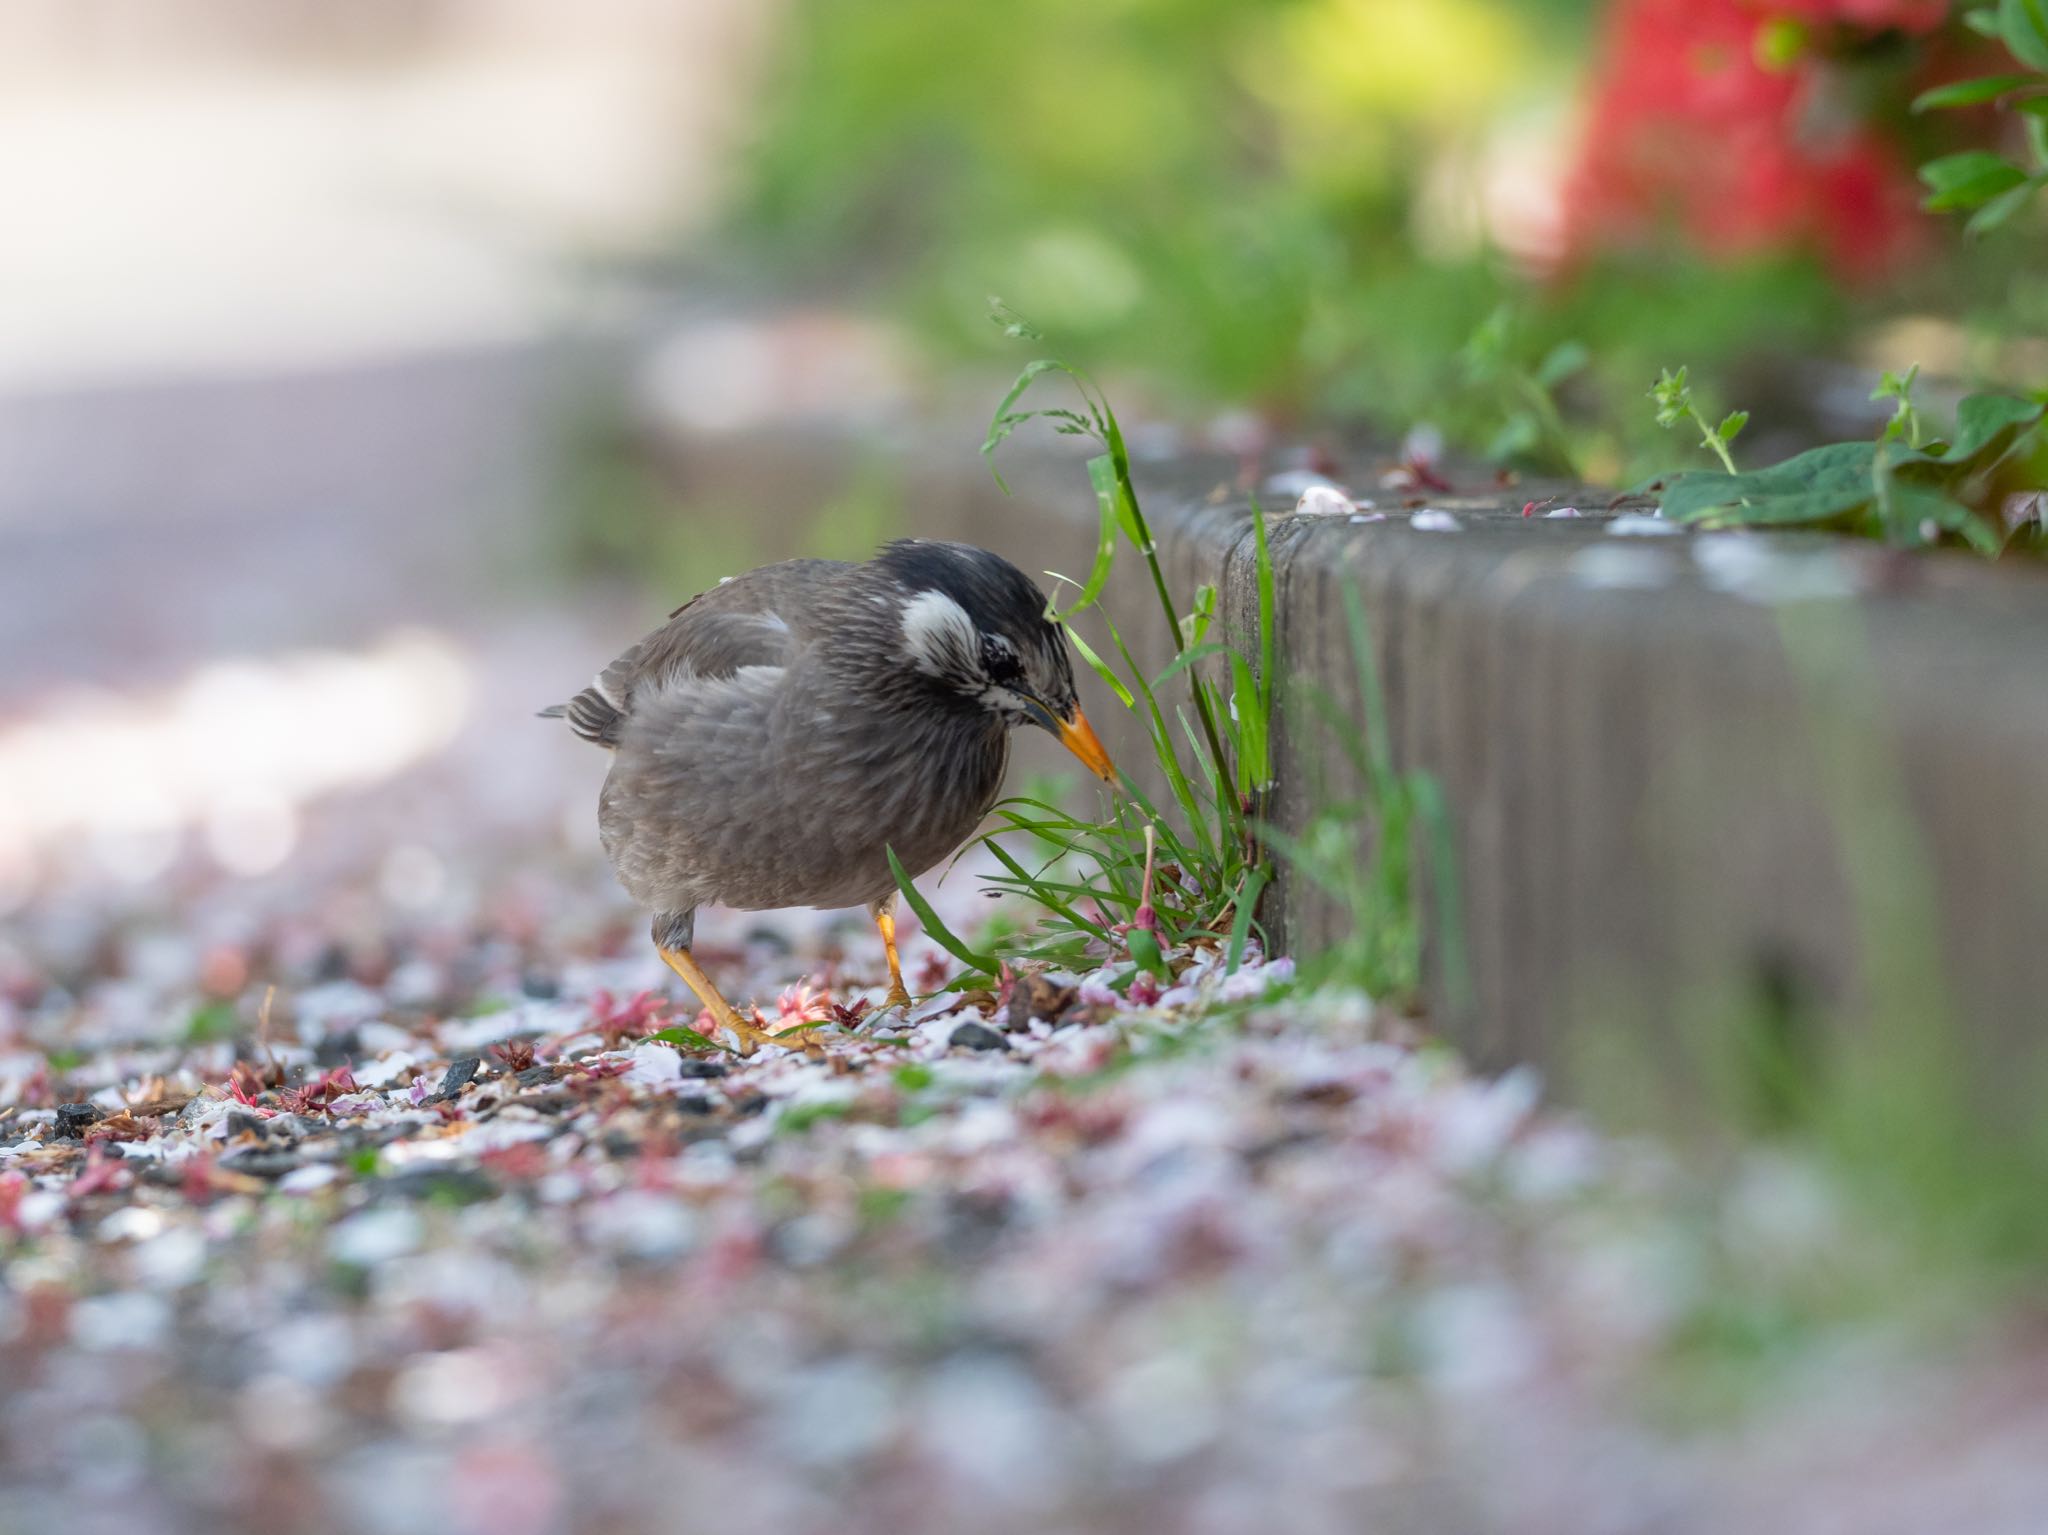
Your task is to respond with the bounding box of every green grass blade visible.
[1151,641,1231,691]
[1226,864,1270,973]
[887,846,998,976]
[1063,622,1136,707]
[982,840,1114,941]
[1229,651,1270,795]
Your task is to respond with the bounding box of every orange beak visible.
[1055,707,1117,784]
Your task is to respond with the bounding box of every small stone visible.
[1295,484,1354,517]
[225,1110,272,1141]
[433,1057,481,1102]
[218,1148,303,1179]
[949,1021,1007,1053]
[520,970,561,1000]
[677,1059,729,1079]
[55,1103,102,1139]
[516,1064,558,1088]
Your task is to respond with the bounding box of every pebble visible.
[55,1103,101,1139]
[947,1021,1007,1052]
[432,1056,481,1101]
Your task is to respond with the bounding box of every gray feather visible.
[565,543,1055,926]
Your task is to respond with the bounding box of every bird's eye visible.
[980,635,1023,686]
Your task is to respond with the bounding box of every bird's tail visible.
[538,689,622,747]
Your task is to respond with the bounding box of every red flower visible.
[1563,0,1930,281]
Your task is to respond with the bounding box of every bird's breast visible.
[603,694,1009,915]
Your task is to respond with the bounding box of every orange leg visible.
[873,902,914,1011]
[658,944,781,1053]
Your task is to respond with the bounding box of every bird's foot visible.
[881,983,914,1013]
[729,1007,833,1054]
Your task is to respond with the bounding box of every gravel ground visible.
[4,634,2046,1535]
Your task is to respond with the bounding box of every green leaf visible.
[987,298,1044,342]
[1871,364,1920,403]
[1659,393,2043,542]
[2027,108,2048,162]
[1088,448,1144,546]
[1180,582,1216,648]
[887,845,998,976]
[1919,151,2028,209]
[1965,6,2003,36]
[2000,0,2048,72]
[1226,865,1269,973]
[1966,177,2042,235]
[1718,410,1750,443]
[1099,605,1212,857]
[645,1025,726,1053]
[1534,339,1591,389]
[1912,74,2039,111]
[982,839,1112,941]
[1229,651,1270,795]
[1150,640,1230,690]
[1063,622,1136,708]
[1045,471,1119,620]
[1251,499,1278,720]
[1126,926,1169,979]
[1939,391,2045,460]
[1660,442,1882,527]
[982,358,1085,491]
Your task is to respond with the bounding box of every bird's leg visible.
[657,944,780,1053]
[871,896,914,1012]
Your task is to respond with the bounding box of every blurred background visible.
[2,0,2041,910]
[6,9,2048,1526]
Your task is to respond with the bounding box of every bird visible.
[543,539,1116,1048]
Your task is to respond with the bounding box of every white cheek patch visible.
[899,589,980,677]
[980,684,1034,723]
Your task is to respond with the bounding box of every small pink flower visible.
[69,1145,129,1200]
[775,984,828,1025]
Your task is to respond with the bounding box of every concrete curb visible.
[1110,471,2048,1112]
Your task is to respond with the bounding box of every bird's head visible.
[878,540,1116,783]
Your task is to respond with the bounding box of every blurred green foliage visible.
[723,0,1964,475]
[733,0,1573,401]
[720,0,2048,482]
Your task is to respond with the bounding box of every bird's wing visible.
[543,559,849,747]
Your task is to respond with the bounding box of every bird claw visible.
[881,984,914,1013]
